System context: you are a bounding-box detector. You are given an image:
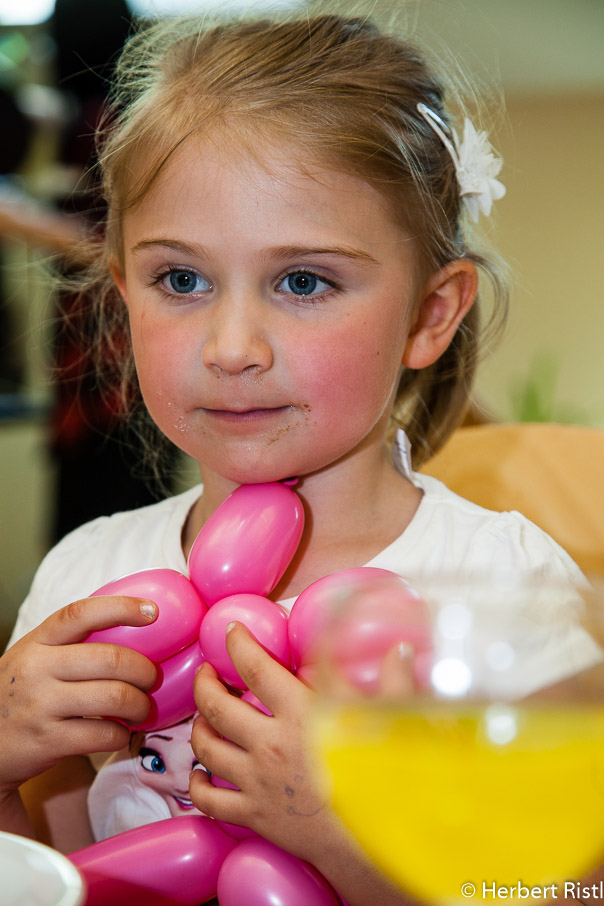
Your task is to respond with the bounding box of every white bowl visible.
[0,831,86,906]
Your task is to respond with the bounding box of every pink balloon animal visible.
[76,480,430,904]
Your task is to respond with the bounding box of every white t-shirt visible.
[7,471,587,645]
[7,434,600,840]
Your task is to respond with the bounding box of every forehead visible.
[123,132,414,260]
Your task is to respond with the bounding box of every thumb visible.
[36,596,158,646]
[225,621,297,712]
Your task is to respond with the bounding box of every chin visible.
[202,449,303,487]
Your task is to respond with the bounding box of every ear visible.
[402,260,478,370]
[108,255,128,304]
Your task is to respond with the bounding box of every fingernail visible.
[226,621,236,634]
[140,601,157,620]
[398,642,415,660]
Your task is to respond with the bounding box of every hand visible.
[190,622,337,863]
[378,641,416,697]
[0,597,158,794]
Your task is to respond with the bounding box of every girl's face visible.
[114,138,421,486]
[136,720,208,818]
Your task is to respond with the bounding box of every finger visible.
[59,678,153,725]
[191,714,247,784]
[225,622,305,714]
[295,663,317,689]
[194,663,266,751]
[193,660,222,712]
[322,665,362,700]
[189,770,251,826]
[53,643,157,690]
[379,642,416,698]
[51,716,134,757]
[36,596,158,646]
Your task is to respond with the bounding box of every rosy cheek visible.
[293,326,395,413]
[134,328,193,416]
[133,308,192,373]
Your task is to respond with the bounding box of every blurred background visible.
[0,0,602,646]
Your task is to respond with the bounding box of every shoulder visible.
[8,485,201,644]
[45,484,198,563]
[402,472,585,582]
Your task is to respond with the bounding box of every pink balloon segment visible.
[87,568,207,661]
[132,639,204,732]
[69,815,236,906]
[288,567,432,691]
[188,481,304,606]
[288,567,399,670]
[217,838,341,906]
[199,593,290,689]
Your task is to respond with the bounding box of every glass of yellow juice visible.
[309,572,604,903]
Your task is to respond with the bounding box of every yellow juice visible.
[314,704,604,901]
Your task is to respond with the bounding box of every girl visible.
[0,11,594,904]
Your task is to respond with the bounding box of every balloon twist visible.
[75,481,429,904]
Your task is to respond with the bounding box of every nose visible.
[201,293,273,376]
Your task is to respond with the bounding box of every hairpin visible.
[417,101,506,222]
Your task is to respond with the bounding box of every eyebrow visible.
[131,238,378,265]
[145,734,172,742]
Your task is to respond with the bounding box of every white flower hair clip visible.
[417,101,506,222]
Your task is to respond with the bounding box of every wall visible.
[0,418,55,644]
[475,93,604,425]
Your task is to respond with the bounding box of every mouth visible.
[202,405,294,423]
[172,795,195,810]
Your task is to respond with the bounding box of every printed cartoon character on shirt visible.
[88,713,210,841]
[133,715,210,817]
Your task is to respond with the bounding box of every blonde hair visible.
[85,11,508,471]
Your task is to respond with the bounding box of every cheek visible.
[138,767,173,794]
[131,316,194,408]
[292,317,404,415]
[138,770,157,790]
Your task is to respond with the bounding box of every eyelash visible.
[276,267,339,304]
[148,265,206,299]
[148,265,339,304]
[139,747,165,773]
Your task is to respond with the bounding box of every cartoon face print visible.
[136,716,209,817]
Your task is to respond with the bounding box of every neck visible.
[182,436,422,599]
[272,442,421,598]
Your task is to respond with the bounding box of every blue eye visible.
[162,269,210,294]
[279,271,332,297]
[140,747,166,773]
